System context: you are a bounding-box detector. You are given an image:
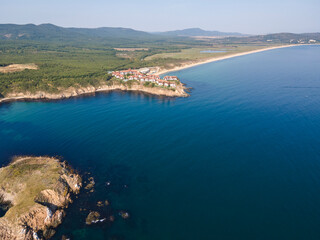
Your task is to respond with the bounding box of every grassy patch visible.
[145,45,277,61]
[0,157,62,221]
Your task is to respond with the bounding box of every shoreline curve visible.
[158,44,316,75]
[0,84,189,105]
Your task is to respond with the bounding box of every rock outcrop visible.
[0,156,82,240]
[85,211,101,225]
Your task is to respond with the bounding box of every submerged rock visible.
[84,177,95,190]
[97,200,110,207]
[61,235,71,240]
[119,211,130,219]
[97,201,104,207]
[0,156,82,240]
[109,215,115,222]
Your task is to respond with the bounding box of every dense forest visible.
[0,38,200,96]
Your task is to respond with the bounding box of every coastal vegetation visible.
[145,45,276,61]
[0,39,193,97]
[0,40,273,97]
[0,24,318,98]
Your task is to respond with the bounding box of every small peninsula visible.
[0,68,189,104]
[0,156,82,240]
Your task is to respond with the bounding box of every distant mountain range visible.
[154,28,245,37]
[0,23,154,41]
[0,24,245,42]
[0,24,319,44]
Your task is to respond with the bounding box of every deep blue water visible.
[1,45,320,239]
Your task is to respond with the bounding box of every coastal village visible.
[111,68,179,88]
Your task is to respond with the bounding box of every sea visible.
[1,45,320,240]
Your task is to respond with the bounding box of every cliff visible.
[0,82,189,104]
[0,157,82,240]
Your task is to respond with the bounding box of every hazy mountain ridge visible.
[0,24,245,41]
[0,23,155,41]
[0,24,84,40]
[67,26,153,39]
[0,24,319,44]
[154,28,245,37]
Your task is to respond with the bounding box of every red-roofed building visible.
[111,69,179,88]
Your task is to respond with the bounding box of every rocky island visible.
[0,156,82,240]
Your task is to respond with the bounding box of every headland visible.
[0,156,82,240]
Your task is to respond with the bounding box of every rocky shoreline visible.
[0,156,82,240]
[0,83,189,104]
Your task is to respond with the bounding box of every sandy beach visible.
[157,44,305,75]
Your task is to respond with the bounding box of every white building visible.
[139,68,150,74]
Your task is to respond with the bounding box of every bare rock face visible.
[0,157,82,240]
[0,81,189,104]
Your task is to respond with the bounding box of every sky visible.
[0,0,319,34]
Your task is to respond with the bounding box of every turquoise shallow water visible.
[1,45,320,239]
